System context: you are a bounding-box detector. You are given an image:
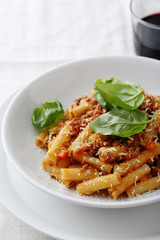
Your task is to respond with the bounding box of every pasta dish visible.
[32,78,160,199]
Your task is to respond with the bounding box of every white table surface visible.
[0,0,134,239]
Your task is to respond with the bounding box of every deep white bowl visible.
[2,56,160,208]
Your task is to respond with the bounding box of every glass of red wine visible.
[130,0,160,60]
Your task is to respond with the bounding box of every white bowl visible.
[2,56,160,208]
[2,95,160,240]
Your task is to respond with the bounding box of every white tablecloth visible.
[0,0,134,239]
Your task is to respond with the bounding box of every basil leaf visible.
[95,79,144,110]
[89,108,152,137]
[104,77,116,84]
[32,100,64,129]
[94,78,115,109]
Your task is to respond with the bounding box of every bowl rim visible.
[2,55,160,208]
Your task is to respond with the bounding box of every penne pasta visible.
[109,164,151,199]
[42,161,71,187]
[126,175,160,197]
[76,172,121,195]
[69,125,93,151]
[73,150,113,173]
[61,166,98,181]
[35,131,49,149]
[44,122,72,165]
[114,143,160,176]
[98,146,127,163]
[70,99,95,117]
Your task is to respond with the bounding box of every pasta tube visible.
[126,176,160,197]
[73,150,113,173]
[76,172,121,195]
[44,122,71,165]
[61,167,98,181]
[109,164,151,199]
[42,161,71,187]
[114,143,160,176]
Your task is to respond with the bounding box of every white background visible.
[0,0,134,239]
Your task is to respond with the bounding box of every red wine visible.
[143,13,160,25]
[134,13,160,59]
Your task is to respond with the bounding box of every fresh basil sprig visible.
[94,78,115,109]
[95,79,144,110]
[32,100,64,129]
[89,108,152,137]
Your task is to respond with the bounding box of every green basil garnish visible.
[89,108,152,137]
[32,100,64,129]
[94,78,115,109]
[95,79,144,110]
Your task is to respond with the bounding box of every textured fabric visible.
[0,204,53,240]
[0,0,134,239]
[0,0,133,62]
